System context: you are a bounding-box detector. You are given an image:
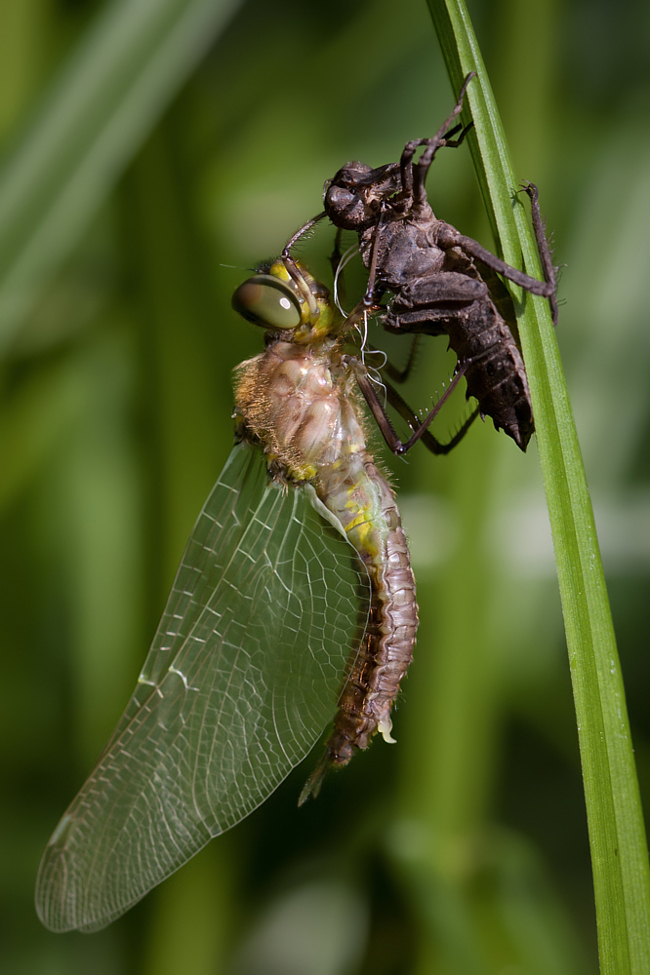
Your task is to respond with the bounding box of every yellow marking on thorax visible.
[344,510,369,532]
[343,494,377,555]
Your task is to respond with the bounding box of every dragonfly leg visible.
[341,78,477,329]
[521,181,559,326]
[282,211,327,256]
[338,211,389,332]
[384,377,479,454]
[437,185,558,325]
[280,212,329,320]
[348,357,478,456]
[400,72,475,206]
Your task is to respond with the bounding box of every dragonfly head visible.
[232,259,337,343]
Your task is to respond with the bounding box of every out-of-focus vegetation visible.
[1,0,649,973]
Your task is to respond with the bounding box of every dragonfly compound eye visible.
[232,275,301,330]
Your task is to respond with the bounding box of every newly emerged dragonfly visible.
[36,255,439,933]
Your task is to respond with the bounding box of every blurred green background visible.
[1,0,649,972]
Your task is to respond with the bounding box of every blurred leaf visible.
[0,0,241,354]
[0,0,50,141]
[0,358,83,514]
[143,843,235,975]
[389,820,587,975]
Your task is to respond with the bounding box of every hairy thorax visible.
[234,339,367,483]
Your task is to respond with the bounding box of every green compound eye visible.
[232,275,301,330]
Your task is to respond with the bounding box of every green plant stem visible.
[427,1,650,973]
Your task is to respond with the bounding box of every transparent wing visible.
[36,442,370,933]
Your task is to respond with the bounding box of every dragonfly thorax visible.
[235,340,365,484]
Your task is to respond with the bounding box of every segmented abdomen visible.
[447,298,533,451]
[316,452,418,767]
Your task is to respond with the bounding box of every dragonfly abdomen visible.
[317,453,418,770]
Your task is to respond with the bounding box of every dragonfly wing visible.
[36,442,370,933]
